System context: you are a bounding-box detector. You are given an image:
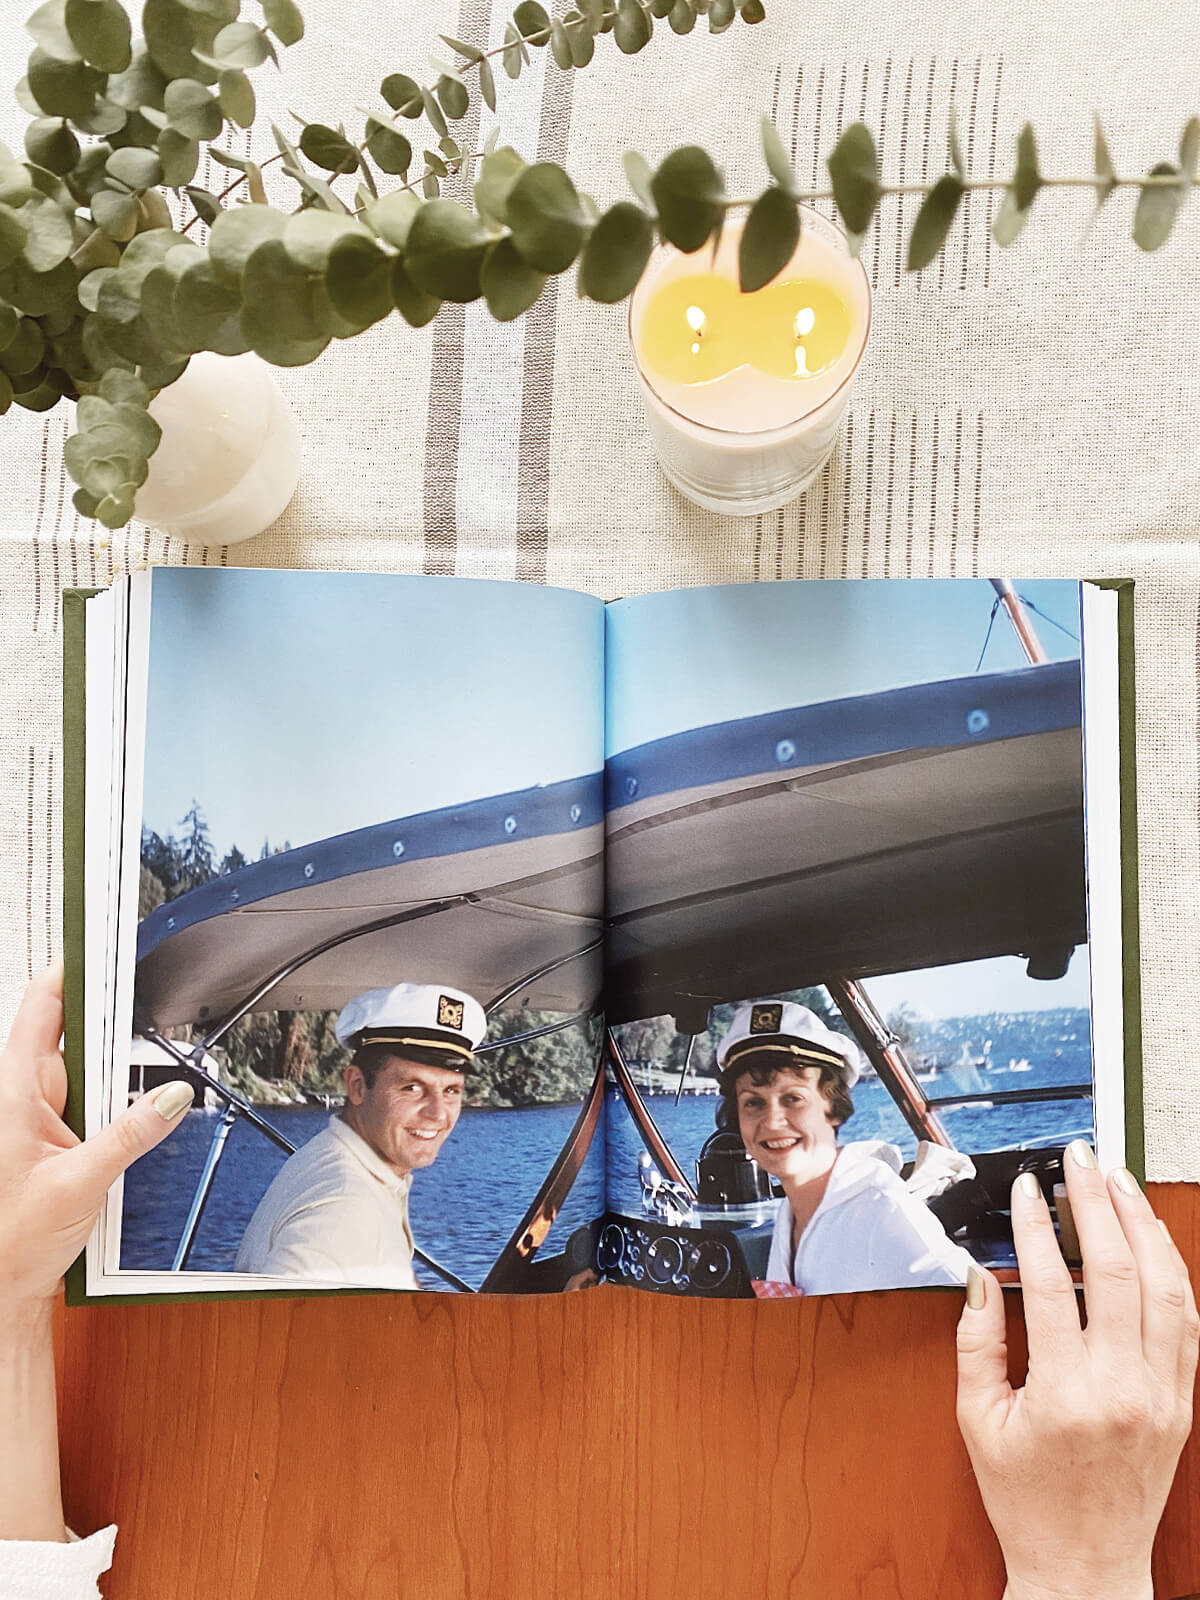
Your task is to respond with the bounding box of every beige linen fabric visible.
[0,0,1197,1176]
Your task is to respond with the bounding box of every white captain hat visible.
[715,999,864,1086]
[334,983,487,1067]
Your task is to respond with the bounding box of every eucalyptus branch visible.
[0,0,1195,535]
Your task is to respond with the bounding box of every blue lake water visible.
[121,1043,1092,1290]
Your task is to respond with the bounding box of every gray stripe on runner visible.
[423,0,492,577]
[514,61,576,584]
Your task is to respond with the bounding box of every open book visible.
[63,573,1139,1303]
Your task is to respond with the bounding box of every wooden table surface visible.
[58,1183,1199,1600]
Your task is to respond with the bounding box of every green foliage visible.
[0,0,1193,533]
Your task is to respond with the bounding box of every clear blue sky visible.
[141,570,605,860]
[605,578,1088,1016]
[606,578,1081,755]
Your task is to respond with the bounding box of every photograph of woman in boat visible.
[116,568,609,1294]
[600,577,1108,1297]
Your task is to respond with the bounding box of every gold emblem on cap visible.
[750,1003,783,1035]
[437,994,466,1032]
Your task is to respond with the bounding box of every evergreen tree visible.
[176,801,216,892]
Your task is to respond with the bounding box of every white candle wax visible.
[628,207,871,516]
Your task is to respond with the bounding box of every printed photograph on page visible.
[599,579,1096,1299]
[119,568,606,1296]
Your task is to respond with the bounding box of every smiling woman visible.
[715,999,976,1294]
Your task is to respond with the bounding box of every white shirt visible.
[234,1116,419,1289]
[765,1140,976,1294]
[0,1528,116,1599]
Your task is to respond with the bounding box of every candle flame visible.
[793,307,816,337]
[685,304,706,337]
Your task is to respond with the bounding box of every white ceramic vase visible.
[133,351,301,547]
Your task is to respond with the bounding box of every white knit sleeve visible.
[0,1526,117,1599]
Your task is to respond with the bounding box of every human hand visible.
[0,961,192,1314]
[955,1141,1198,1600]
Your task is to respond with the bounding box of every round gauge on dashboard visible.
[597,1222,626,1273]
[644,1234,684,1285]
[687,1237,732,1290]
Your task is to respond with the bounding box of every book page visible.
[88,569,606,1299]
[598,578,1121,1300]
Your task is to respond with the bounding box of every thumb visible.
[955,1263,1012,1440]
[68,1079,194,1198]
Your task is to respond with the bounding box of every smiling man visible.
[234,983,486,1289]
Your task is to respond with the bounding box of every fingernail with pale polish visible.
[966,1264,987,1310]
[1112,1167,1141,1196]
[1018,1171,1042,1200]
[1068,1139,1098,1170]
[152,1081,194,1120]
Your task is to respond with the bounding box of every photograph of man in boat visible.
[116,568,608,1295]
[600,577,1100,1298]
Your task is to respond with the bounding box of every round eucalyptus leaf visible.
[106,145,163,190]
[0,202,28,271]
[72,226,121,272]
[827,122,880,235]
[474,145,527,224]
[0,154,34,208]
[140,261,188,350]
[325,233,393,330]
[98,366,150,408]
[478,54,497,111]
[549,17,573,68]
[7,258,84,317]
[142,0,221,85]
[614,0,652,53]
[507,161,585,272]
[649,0,673,17]
[0,304,18,350]
[436,73,469,120]
[738,184,799,292]
[71,485,99,517]
[107,108,163,150]
[184,185,222,224]
[0,317,46,376]
[262,0,304,46]
[365,187,421,248]
[211,21,272,68]
[740,0,766,19]
[28,48,105,121]
[240,326,329,367]
[1011,122,1041,211]
[365,116,411,176]
[298,123,358,174]
[390,255,440,326]
[16,380,65,412]
[565,10,596,63]
[0,369,12,415]
[135,351,189,390]
[218,68,254,127]
[95,485,137,528]
[513,1,552,45]
[27,0,80,64]
[282,208,365,271]
[92,187,139,239]
[21,194,75,272]
[991,185,1031,248]
[906,172,964,271]
[158,129,200,187]
[480,235,545,320]
[78,266,116,311]
[650,145,725,252]
[163,77,223,140]
[97,270,142,325]
[107,47,167,111]
[208,203,286,282]
[9,362,49,395]
[404,198,490,302]
[65,0,132,73]
[172,254,249,354]
[242,237,336,342]
[80,453,142,501]
[708,0,734,28]
[420,87,448,139]
[69,96,126,135]
[24,117,80,175]
[381,73,424,117]
[137,189,174,230]
[1133,162,1185,252]
[760,115,795,193]
[502,23,524,79]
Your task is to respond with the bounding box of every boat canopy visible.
[603,661,1085,1025]
[134,774,604,1030]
